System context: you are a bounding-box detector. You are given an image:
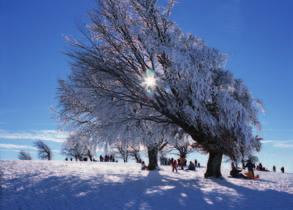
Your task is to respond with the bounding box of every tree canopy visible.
[58,0,262,177]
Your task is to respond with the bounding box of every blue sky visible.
[0,0,292,172]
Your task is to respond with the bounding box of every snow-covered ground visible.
[0,161,292,210]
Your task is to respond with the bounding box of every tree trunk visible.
[134,153,140,163]
[204,151,223,178]
[147,146,158,170]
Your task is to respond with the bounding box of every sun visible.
[142,69,157,91]
[144,75,156,88]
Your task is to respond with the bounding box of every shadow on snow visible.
[1,170,292,210]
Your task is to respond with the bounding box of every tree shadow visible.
[1,170,292,210]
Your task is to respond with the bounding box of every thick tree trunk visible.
[147,147,158,170]
[204,151,223,178]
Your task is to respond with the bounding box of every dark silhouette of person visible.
[281,166,285,173]
[273,165,276,172]
[230,162,247,179]
[172,159,178,173]
[188,161,195,171]
[245,159,255,178]
[99,155,104,162]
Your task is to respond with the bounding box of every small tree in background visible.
[62,132,97,161]
[129,145,141,163]
[115,141,129,163]
[172,130,194,158]
[34,140,52,160]
[18,150,32,160]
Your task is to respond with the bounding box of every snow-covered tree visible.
[170,129,194,158]
[34,140,52,160]
[18,150,32,160]
[138,122,170,170]
[128,145,141,163]
[114,141,129,162]
[58,0,262,177]
[62,133,97,161]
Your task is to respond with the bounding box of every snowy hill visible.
[0,161,292,210]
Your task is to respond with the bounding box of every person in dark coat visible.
[281,166,285,173]
[188,161,195,171]
[244,159,255,178]
[99,155,104,162]
[273,165,276,172]
[230,162,247,179]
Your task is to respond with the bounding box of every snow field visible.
[0,160,292,210]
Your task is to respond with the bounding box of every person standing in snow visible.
[172,159,178,173]
[188,161,195,171]
[273,165,276,172]
[179,156,186,170]
[99,155,104,162]
[281,166,285,173]
[244,159,255,178]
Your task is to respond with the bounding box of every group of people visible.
[160,157,174,166]
[256,163,269,171]
[171,158,200,173]
[140,156,201,172]
[255,162,285,173]
[99,154,116,162]
[230,160,258,179]
[230,160,286,179]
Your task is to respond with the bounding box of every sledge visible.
[244,172,260,179]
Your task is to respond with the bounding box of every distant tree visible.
[172,130,194,158]
[62,136,84,161]
[128,145,141,163]
[114,143,141,163]
[34,140,52,160]
[114,142,129,162]
[18,150,32,160]
[173,143,193,158]
[62,133,97,161]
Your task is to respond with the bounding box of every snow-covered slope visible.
[0,161,292,210]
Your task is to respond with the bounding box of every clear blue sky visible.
[0,0,292,172]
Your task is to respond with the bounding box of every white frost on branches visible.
[58,0,262,163]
